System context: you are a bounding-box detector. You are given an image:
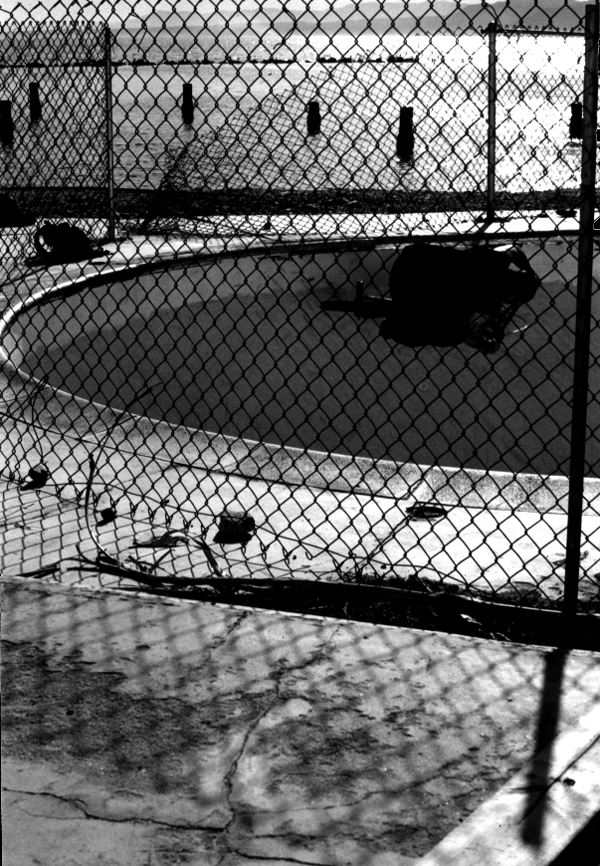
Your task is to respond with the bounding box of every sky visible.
[0,0,593,27]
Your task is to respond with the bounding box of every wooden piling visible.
[182,82,194,124]
[307,101,321,136]
[396,106,414,161]
[569,100,583,140]
[0,100,13,145]
[29,82,41,122]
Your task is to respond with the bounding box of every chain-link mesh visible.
[0,19,109,259]
[1,1,599,643]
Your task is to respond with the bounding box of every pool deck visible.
[1,212,599,598]
[2,212,600,865]
[3,573,600,866]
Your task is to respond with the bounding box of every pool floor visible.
[32,277,599,478]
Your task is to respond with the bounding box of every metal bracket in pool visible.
[406,504,448,522]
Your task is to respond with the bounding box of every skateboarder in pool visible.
[379,243,541,354]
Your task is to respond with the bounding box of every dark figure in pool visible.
[380,244,541,354]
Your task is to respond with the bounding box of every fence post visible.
[484,21,498,222]
[29,82,41,123]
[563,3,599,623]
[104,25,116,243]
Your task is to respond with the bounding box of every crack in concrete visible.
[213,626,351,861]
[2,786,223,830]
[222,688,283,825]
[225,850,332,866]
[205,610,251,660]
[220,624,345,795]
[275,623,343,681]
[4,788,90,820]
[244,784,411,816]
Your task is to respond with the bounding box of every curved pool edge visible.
[1,240,598,515]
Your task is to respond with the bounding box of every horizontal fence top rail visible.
[0,62,106,69]
[0,57,422,69]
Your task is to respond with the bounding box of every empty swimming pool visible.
[5,242,600,478]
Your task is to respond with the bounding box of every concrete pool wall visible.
[1,239,598,515]
[3,246,394,371]
[2,244,433,504]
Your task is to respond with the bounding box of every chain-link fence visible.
[1,3,595,255]
[1,0,599,646]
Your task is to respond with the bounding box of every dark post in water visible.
[29,82,42,123]
[0,101,14,146]
[182,83,194,124]
[307,101,321,135]
[569,100,583,139]
[396,106,414,161]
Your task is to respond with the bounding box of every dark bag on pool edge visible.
[33,221,107,263]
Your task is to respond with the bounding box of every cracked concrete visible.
[4,770,230,866]
[3,578,600,866]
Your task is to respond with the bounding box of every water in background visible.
[0,25,584,195]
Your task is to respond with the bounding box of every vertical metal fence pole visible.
[485,21,498,222]
[563,3,599,621]
[104,25,116,243]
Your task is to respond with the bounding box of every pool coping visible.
[1,234,598,517]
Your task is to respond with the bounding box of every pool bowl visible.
[3,242,599,479]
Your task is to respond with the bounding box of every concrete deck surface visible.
[3,576,600,866]
[0,430,599,607]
